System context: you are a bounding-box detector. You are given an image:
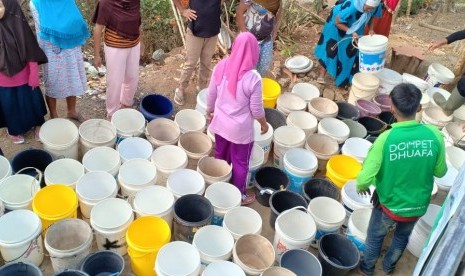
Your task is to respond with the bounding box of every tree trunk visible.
[406,0,413,17]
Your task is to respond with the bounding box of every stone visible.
[278,78,291,88]
[86,66,99,77]
[152,49,165,61]
[98,66,106,76]
[98,94,107,100]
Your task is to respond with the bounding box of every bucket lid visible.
[250,144,265,168]
[118,158,157,186]
[167,169,205,197]
[134,186,174,216]
[76,171,118,202]
[33,185,78,219]
[203,261,246,276]
[0,210,41,245]
[90,198,134,230]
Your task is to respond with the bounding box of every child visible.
[206,32,268,205]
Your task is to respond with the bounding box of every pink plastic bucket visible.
[355,99,382,117]
[372,94,392,112]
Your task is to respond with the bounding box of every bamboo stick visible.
[170,0,186,47]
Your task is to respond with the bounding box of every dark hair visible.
[390,83,422,117]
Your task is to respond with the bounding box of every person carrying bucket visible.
[314,0,382,87]
[428,29,465,117]
[355,83,447,276]
[206,32,269,205]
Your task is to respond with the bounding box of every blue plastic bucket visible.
[358,35,388,74]
[140,94,174,121]
[283,148,318,194]
[80,251,124,276]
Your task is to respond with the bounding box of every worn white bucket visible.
[175,109,207,134]
[133,186,175,227]
[341,138,373,163]
[446,146,465,171]
[0,210,44,265]
[357,35,388,74]
[111,109,146,142]
[435,162,458,191]
[318,117,350,144]
[76,171,118,219]
[291,83,320,102]
[145,118,181,148]
[283,148,318,194]
[90,198,134,256]
[376,68,403,94]
[422,106,453,129]
[193,225,235,268]
[425,63,455,87]
[79,119,117,155]
[44,159,84,190]
[233,234,275,275]
[118,158,157,197]
[307,197,345,242]
[167,169,206,200]
[202,261,246,276]
[346,208,372,252]
[403,73,429,93]
[196,88,208,116]
[0,174,40,211]
[341,180,372,227]
[273,207,316,261]
[416,93,431,122]
[407,204,441,257]
[82,146,121,177]
[428,87,450,106]
[39,118,79,159]
[178,131,213,161]
[0,156,12,183]
[197,157,232,186]
[276,93,307,116]
[151,145,188,179]
[286,111,318,137]
[205,182,242,226]
[247,144,265,189]
[254,121,274,162]
[273,126,306,168]
[44,219,93,273]
[117,137,153,163]
[348,73,380,104]
[155,241,201,276]
[223,207,262,241]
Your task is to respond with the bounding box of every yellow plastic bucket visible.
[32,184,78,234]
[127,216,171,276]
[262,78,281,108]
[326,155,362,188]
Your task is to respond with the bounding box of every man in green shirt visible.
[356,83,447,275]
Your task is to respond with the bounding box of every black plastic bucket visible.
[55,270,89,276]
[280,249,323,276]
[173,194,213,243]
[139,94,174,121]
[302,178,340,203]
[357,117,387,136]
[80,251,124,276]
[265,108,287,130]
[318,233,360,276]
[11,148,53,188]
[269,190,307,229]
[254,166,290,207]
[336,102,360,121]
[0,262,42,276]
[378,111,397,125]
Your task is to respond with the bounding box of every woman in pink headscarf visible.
[364,0,399,37]
[206,32,268,205]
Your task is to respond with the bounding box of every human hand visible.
[182,9,197,21]
[368,29,375,36]
[357,188,371,197]
[428,39,447,52]
[260,121,269,134]
[207,112,213,125]
[94,55,102,68]
[352,32,359,43]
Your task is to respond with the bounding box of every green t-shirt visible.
[357,120,447,218]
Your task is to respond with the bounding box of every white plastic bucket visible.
[435,162,458,191]
[197,157,232,186]
[446,146,465,171]
[196,88,208,116]
[233,234,275,275]
[403,73,429,93]
[341,180,372,227]
[76,171,118,219]
[286,111,318,138]
[202,261,246,276]
[44,219,93,273]
[155,241,201,276]
[79,119,117,155]
[118,158,157,197]
[317,118,350,144]
[254,121,274,162]
[117,137,153,163]
[205,182,242,226]
[151,145,188,180]
[341,137,373,163]
[90,198,134,256]
[178,131,213,162]
[276,93,307,116]
[193,225,235,268]
[247,144,265,189]
[283,148,318,194]
[357,35,388,74]
[0,174,40,211]
[223,207,262,241]
[82,146,121,177]
[346,208,372,252]
[407,204,441,257]
[307,197,345,242]
[273,126,306,168]
[291,83,320,102]
[416,93,431,122]
[273,207,316,261]
[111,109,146,142]
[348,73,379,104]
[0,210,44,265]
[422,106,453,129]
[167,169,205,200]
[145,118,181,148]
[428,87,450,106]
[133,186,175,227]
[425,63,455,87]
[39,118,79,159]
[44,159,84,190]
[175,109,207,134]
[376,68,403,94]
[443,122,465,147]
[0,156,12,183]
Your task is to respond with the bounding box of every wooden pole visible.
[392,0,402,24]
[170,0,186,47]
[406,0,412,17]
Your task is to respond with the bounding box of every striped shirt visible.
[104,28,140,48]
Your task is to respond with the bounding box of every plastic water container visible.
[197,157,232,186]
[283,148,318,194]
[39,118,79,159]
[175,109,207,133]
[307,197,345,243]
[155,241,201,276]
[403,73,429,93]
[196,88,208,116]
[202,261,246,276]
[376,68,402,94]
[133,186,175,228]
[233,234,275,275]
[357,35,388,73]
[341,180,373,227]
[291,83,320,102]
[117,158,157,197]
[254,121,274,162]
[205,182,241,226]
[79,119,117,155]
[145,118,181,148]
[0,174,40,211]
[193,225,235,269]
[247,144,265,189]
[286,111,318,138]
[111,109,146,143]
[117,137,153,163]
[167,169,205,200]
[223,207,262,241]
[151,145,188,179]
[273,126,306,169]
[44,159,84,190]
[82,146,121,177]
[346,208,372,252]
[341,137,373,163]
[424,63,455,87]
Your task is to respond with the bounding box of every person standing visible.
[172,0,221,106]
[30,0,89,122]
[92,0,142,119]
[356,83,447,276]
[364,0,400,37]
[0,0,48,144]
[236,0,282,77]
[206,32,268,205]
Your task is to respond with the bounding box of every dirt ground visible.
[0,7,462,276]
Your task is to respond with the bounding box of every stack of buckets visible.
[348,73,380,105]
[407,204,441,257]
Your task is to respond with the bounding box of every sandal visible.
[317,77,326,84]
[9,134,25,144]
[241,192,256,206]
[67,112,86,123]
[174,88,185,106]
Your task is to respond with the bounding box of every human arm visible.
[172,0,197,21]
[429,29,465,52]
[236,1,249,33]
[356,133,388,193]
[206,69,219,122]
[249,75,268,134]
[93,24,104,68]
[335,15,359,40]
[28,62,40,88]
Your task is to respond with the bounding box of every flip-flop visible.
[174,88,185,106]
[317,77,326,84]
[9,134,25,144]
[241,192,256,206]
[67,113,86,123]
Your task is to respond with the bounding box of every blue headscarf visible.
[31,0,90,49]
[346,0,379,34]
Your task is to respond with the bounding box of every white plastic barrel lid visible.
[203,260,246,276]
[119,158,157,186]
[76,171,117,201]
[134,186,174,215]
[0,210,41,244]
[90,198,133,229]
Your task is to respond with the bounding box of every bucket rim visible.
[0,174,40,206]
[173,194,214,226]
[192,225,235,258]
[133,186,174,215]
[0,209,42,245]
[204,182,242,210]
[280,248,322,274]
[111,109,146,133]
[90,198,134,230]
[118,158,157,186]
[276,207,317,241]
[269,190,307,216]
[39,118,79,146]
[80,250,125,274]
[79,118,117,145]
[44,218,93,254]
[318,233,360,269]
[151,145,188,170]
[32,184,78,219]
[82,146,121,174]
[126,216,171,250]
[223,206,262,237]
[76,171,118,202]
